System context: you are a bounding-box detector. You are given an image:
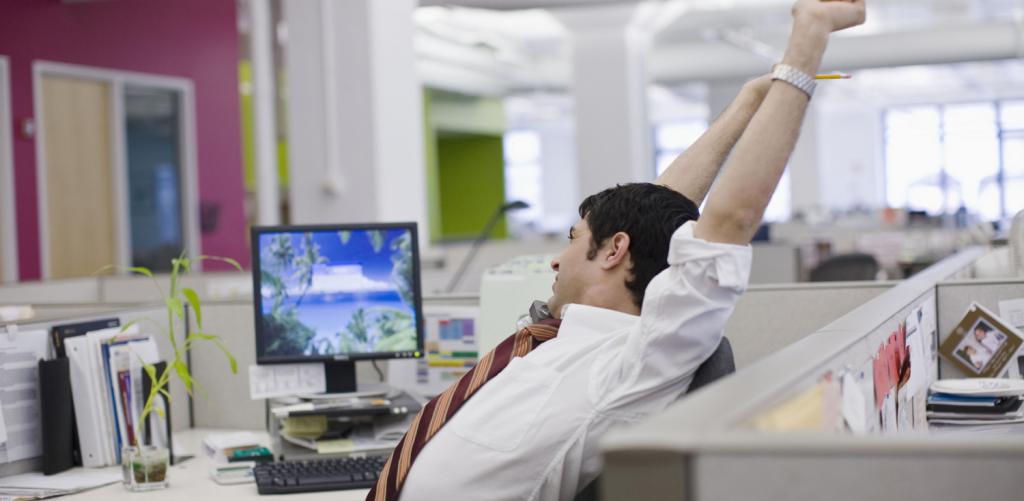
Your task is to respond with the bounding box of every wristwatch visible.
[771,63,816,99]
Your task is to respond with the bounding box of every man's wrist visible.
[781,17,830,76]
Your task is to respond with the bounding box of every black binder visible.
[38,358,75,475]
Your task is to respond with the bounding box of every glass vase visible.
[122,445,170,491]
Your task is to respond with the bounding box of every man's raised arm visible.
[694,0,866,245]
[655,74,771,206]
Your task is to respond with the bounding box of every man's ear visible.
[600,232,631,270]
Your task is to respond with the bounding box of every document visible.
[0,400,6,445]
[904,305,929,397]
[0,328,48,465]
[872,351,890,410]
[751,381,829,432]
[0,469,120,499]
[388,306,479,397]
[998,298,1024,331]
[249,363,326,399]
[841,372,868,434]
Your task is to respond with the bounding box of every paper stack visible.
[926,378,1024,426]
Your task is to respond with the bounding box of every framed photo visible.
[939,303,1024,378]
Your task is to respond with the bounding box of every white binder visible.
[65,335,110,467]
[65,325,143,467]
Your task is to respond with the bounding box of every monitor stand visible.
[324,361,357,393]
[302,361,393,399]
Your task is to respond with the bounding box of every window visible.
[653,120,791,222]
[654,120,706,177]
[503,130,543,230]
[885,100,1024,220]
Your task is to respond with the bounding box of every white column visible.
[283,0,427,243]
[789,103,824,217]
[249,0,280,226]
[559,6,653,199]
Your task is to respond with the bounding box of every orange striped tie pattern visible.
[366,318,561,501]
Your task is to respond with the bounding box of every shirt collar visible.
[559,304,638,339]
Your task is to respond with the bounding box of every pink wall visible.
[0,0,249,280]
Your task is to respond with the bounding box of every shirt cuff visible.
[667,221,753,292]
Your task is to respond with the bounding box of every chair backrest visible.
[687,337,736,393]
[573,337,736,501]
[809,253,880,282]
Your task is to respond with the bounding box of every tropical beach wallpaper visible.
[258,228,418,358]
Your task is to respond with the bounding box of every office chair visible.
[809,253,880,282]
[572,337,736,501]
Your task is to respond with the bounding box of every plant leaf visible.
[196,255,244,271]
[120,319,141,334]
[166,297,184,321]
[182,287,202,329]
[172,359,193,395]
[213,338,238,374]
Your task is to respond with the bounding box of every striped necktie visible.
[367,318,561,501]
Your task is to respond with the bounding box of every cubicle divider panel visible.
[725,282,893,368]
[0,277,101,305]
[186,301,263,430]
[98,272,252,304]
[935,278,1024,379]
[692,446,1024,501]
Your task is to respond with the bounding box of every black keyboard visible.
[254,455,387,494]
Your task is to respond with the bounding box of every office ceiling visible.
[415,0,1024,101]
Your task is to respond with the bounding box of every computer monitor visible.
[251,222,425,393]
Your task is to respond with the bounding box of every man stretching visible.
[370,1,867,500]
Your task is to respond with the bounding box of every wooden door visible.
[40,75,117,278]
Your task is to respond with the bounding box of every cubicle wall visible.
[724,281,892,368]
[0,272,895,431]
[936,278,1024,379]
[600,247,1017,501]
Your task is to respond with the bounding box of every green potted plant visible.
[101,254,241,491]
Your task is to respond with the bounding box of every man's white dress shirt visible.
[400,221,752,501]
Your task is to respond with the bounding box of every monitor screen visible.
[252,223,424,363]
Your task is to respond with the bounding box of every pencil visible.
[816,73,852,80]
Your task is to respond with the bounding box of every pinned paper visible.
[249,363,326,399]
[999,298,1024,331]
[886,336,901,388]
[881,388,898,433]
[841,372,868,434]
[904,310,929,397]
[0,400,7,445]
[751,382,829,432]
[895,322,908,372]
[872,353,889,409]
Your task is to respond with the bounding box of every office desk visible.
[67,429,370,500]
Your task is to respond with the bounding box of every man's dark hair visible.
[578,183,700,308]
[976,322,992,334]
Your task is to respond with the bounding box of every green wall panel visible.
[437,134,507,240]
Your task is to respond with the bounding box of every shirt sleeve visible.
[592,220,752,414]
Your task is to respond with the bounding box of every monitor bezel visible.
[250,222,425,365]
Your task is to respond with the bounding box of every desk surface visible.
[68,429,370,500]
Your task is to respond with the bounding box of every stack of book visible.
[927,378,1024,427]
[64,324,168,467]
